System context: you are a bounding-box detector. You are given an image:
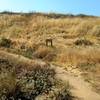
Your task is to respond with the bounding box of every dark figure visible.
[46,39,53,47]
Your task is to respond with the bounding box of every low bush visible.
[74,38,93,46]
[0,37,12,48]
[22,47,34,59]
[33,46,52,59]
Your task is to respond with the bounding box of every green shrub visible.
[74,39,93,46]
[0,37,12,48]
[23,47,34,59]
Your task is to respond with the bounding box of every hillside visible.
[0,13,100,100]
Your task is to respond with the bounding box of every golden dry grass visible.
[0,13,100,95]
[56,47,100,66]
[0,13,100,65]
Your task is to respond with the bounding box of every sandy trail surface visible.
[53,65,100,100]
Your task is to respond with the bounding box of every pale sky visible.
[0,0,100,16]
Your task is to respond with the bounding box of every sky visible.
[0,0,100,16]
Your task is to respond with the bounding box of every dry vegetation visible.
[0,52,74,100]
[0,12,100,99]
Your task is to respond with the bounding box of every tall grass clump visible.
[91,25,100,37]
[56,47,100,66]
[33,46,53,59]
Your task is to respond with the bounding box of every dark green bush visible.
[23,47,34,59]
[74,39,93,46]
[0,37,12,48]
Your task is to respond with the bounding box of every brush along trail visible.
[0,50,100,100]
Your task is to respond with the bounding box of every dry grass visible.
[33,46,54,59]
[0,14,100,39]
[0,71,16,94]
[56,47,100,66]
[0,13,100,96]
[0,52,73,100]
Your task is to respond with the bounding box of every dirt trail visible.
[52,65,100,100]
[0,50,42,65]
[0,50,100,100]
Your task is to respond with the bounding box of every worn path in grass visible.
[52,65,100,100]
[0,50,100,100]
